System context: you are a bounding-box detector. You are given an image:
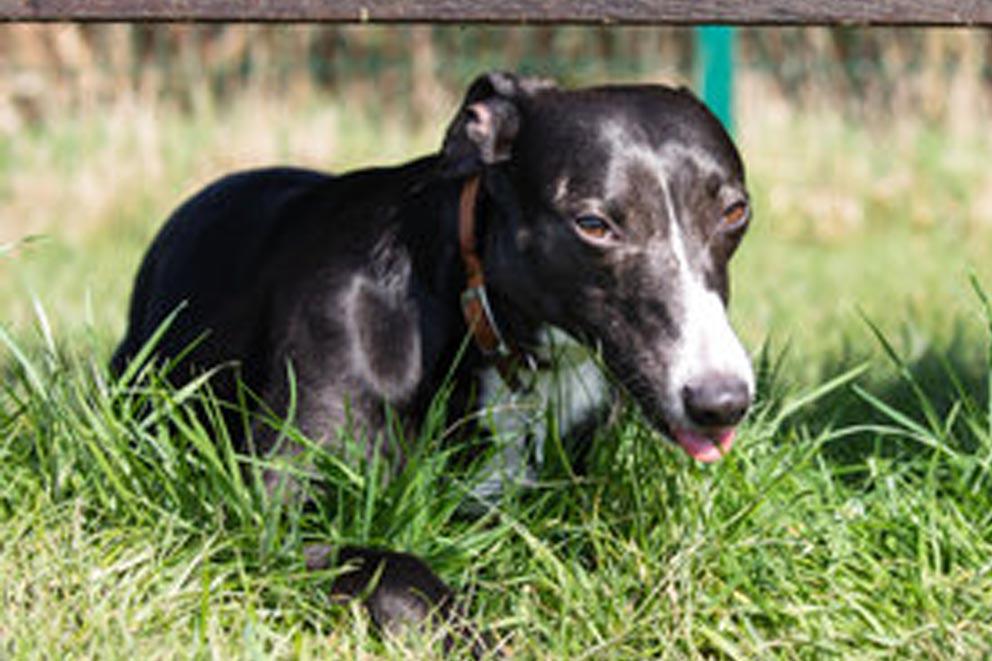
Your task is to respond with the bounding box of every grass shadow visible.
[775,312,989,481]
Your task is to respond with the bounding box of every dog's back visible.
[112,167,331,379]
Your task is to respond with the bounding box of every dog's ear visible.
[441,71,555,177]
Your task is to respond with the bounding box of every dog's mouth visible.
[671,426,736,463]
[595,346,745,464]
[624,385,740,464]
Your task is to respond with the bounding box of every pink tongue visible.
[673,427,736,463]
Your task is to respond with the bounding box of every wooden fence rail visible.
[2,0,991,26]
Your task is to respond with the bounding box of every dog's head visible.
[443,72,754,463]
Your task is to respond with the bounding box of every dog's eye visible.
[574,214,614,242]
[722,201,750,230]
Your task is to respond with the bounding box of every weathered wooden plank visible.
[1,0,990,26]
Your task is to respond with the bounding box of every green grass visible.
[2,93,992,657]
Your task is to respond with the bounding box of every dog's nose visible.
[682,375,751,429]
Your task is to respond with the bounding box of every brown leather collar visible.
[458,175,530,390]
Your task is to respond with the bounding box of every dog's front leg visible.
[304,544,497,657]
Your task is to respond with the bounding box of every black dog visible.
[112,71,754,642]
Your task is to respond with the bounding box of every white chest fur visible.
[470,327,612,504]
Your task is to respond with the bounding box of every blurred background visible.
[1,25,991,391]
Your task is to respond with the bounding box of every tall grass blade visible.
[770,362,869,428]
[0,324,47,397]
[969,273,992,435]
[112,303,187,391]
[859,310,947,442]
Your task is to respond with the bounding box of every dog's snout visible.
[682,375,750,429]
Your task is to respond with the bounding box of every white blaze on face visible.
[657,163,754,431]
[601,123,753,447]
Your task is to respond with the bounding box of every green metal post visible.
[696,26,736,134]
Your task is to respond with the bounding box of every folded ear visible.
[441,71,555,177]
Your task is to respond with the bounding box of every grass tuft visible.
[4,285,992,657]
